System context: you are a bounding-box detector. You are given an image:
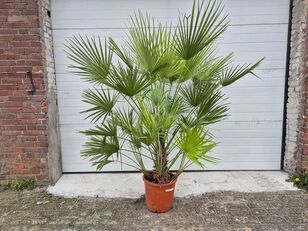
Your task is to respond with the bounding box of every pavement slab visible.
[48,171,297,198]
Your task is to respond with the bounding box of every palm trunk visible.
[159,138,168,177]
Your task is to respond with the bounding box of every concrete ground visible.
[48,171,297,198]
[0,188,307,231]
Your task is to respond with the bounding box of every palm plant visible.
[66,0,263,184]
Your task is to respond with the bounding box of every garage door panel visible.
[186,161,281,171]
[54,56,286,74]
[52,0,289,172]
[57,103,284,120]
[52,0,289,29]
[52,24,288,43]
[61,136,281,151]
[53,15,288,29]
[56,69,286,83]
[56,78,285,91]
[58,113,284,126]
[57,84,284,99]
[60,123,282,141]
[57,104,284,125]
[53,4,288,22]
[54,58,286,73]
[58,94,285,110]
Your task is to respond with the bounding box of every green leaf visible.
[180,82,216,107]
[109,38,134,70]
[196,91,229,126]
[114,109,135,133]
[177,127,217,167]
[148,84,169,107]
[105,65,151,97]
[128,11,183,82]
[174,0,228,60]
[220,57,264,86]
[80,120,117,137]
[81,89,118,123]
[197,53,233,81]
[81,136,119,170]
[180,80,227,126]
[66,35,113,85]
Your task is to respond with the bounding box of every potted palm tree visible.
[66,0,263,213]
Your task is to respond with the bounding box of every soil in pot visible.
[143,172,178,213]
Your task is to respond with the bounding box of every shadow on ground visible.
[0,188,307,230]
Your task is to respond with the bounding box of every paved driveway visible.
[0,188,307,230]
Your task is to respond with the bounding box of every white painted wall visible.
[51,0,290,172]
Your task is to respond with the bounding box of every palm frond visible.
[137,98,159,136]
[105,65,151,97]
[180,82,228,128]
[128,11,176,78]
[109,38,134,70]
[81,89,118,122]
[174,0,228,60]
[81,136,119,170]
[177,127,217,167]
[66,35,113,85]
[220,57,264,86]
[180,80,219,107]
[147,84,169,107]
[80,120,117,137]
[114,108,135,133]
[197,53,233,81]
[178,44,215,81]
[196,91,229,125]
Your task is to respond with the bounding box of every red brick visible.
[16,113,35,119]
[0,35,15,41]
[4,101,23,107]
[0,84,16,90]
[7,15,38,22]
[2,130,23,136]
[0,53,20,59]
[0,113,16,119]
[0,41,8,46]
[0,67,12,72]
[0,16,8,22]
[9,41,31,47]
[0,0,50,183]
[0,60,17,66]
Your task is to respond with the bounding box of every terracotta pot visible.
[143,174,177,213]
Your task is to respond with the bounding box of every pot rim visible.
[143,173,178,187]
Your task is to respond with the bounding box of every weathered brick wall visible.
[296,0,308,172]
[0,0,306,182]
[284,0,308,172]
[0,0,60,183]
[39,0,62,183]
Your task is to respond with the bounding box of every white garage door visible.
[51,0,290,172]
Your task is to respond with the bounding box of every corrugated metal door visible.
[51,0,290,172]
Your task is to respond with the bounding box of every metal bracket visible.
[25,71,36,95]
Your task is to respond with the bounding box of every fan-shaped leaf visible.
[174,0,228,60]
[66,35,113,85]
[220,58,264,86]
[82,89,118,122]
[177,127,217,167]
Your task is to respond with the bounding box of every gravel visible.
[0,188,307,231]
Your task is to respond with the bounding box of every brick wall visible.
[39,0,61,183]
[0,0,60,183]
[0,0,307,182]
[284,0,308,172]
[296,0,308,172]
